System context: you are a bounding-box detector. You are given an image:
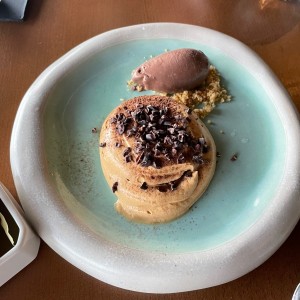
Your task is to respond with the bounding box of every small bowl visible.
[0,182,40,286]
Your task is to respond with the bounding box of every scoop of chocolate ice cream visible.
[131,48,209,93]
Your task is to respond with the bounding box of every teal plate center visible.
[44,39,285,253]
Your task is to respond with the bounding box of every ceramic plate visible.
[10,23,300,293]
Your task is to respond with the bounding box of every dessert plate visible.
[10,23,300,293]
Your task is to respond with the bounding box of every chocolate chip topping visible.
[112,182,118,193]
[231,153,238,161]
[111,102,209,167]
[123,147,132,156]
[140,182,148,190]
[122,147,133,163]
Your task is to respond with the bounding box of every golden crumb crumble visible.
[163,65,231,118]
[127,65,231,118]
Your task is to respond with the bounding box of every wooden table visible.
[0,1,299,299]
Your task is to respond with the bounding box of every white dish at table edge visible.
[10,23,300,293]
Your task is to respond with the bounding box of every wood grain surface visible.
[0,1,299,299]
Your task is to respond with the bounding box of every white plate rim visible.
[10,23,300,293]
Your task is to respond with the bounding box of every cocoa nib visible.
[112,182,118,193]
[140,182,148,190]
[230,153,238,161]
[123,147,132,157]
[125,155,132,163]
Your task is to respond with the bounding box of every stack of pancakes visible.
[99,95,216,223]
